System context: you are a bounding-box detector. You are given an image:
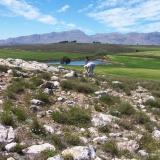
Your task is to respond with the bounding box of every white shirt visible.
[84,62,95,68]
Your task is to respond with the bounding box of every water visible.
[47,60,106,66]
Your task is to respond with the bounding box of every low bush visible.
[39,72,51,81]
[139,134,160,153]
[41,149,57,159]
[51,135,66,150]
[12,107,27,122]
[30,119,46,136]
[0,65,8,72]
[30,76,43,88]
[52,107,91,126]
[98,125,110,133]
[13,143,24,155]
[64,132,81,146]
[117,101,136,116]
[2,100,13,112]
[61,80,95,94]
[134,111,150,125]
[5,79,26,99]
[118,119,134,130]
[34,90,50,103]
[100,95,120,106]
[63,154,74,160]
[145,99,160,108]
[103,140,119,156]
[0,111,15,127]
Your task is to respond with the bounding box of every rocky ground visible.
[0,58,159,160]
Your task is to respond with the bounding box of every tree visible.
[60,57,71,65]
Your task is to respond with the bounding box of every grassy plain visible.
[0,44,159,81]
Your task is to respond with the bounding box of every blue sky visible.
[0,0,160,39]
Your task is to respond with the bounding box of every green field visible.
[0,44,159,81]
[0,48,92,61]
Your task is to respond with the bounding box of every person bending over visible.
[84,61,96,77]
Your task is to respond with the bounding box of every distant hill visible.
[0,30,160,45]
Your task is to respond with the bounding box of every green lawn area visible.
[0,47,159,81]
[108,55,160,69]
[0,48,91,61]
[66,65,160,81]
[120,51,160,59]
[66,53,160,81]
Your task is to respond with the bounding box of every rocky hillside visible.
[0,58,159,160]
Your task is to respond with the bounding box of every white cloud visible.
[0,0,57,25]
[87,0,160,32]
[78,4,93,13]
[58,4,70,13]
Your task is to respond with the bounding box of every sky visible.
[0,0,160,39]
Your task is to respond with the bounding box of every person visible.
[84,61,96,77]
[85,56,90,64]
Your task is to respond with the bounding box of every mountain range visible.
[0,30,160,45]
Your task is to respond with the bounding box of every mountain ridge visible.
[0,29,160,45]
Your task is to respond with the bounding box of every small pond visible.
[46,60,107,66]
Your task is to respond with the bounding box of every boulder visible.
[44,88,53,95]
[95,91,107,97]
[62,146,96,160]
[0,125,15,143]
[5,142,17,152]
[152,129,160,140]
[31,99,44,106]
[117,140,139,153]
[57,97,65,102]
[91,112,117,127]
[51,76,59,81]
[47,66,59,73]
[138,150,149,157]
[47,155,64,160]
[93,136,108,144]
[112,81,122,84]
[23,143,55,154]
[64,71,77,78]
[44,125,54,134]
[53,81,60,87]
[7,158,15,160]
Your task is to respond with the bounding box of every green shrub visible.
[30,76,43,88]
[0,65,8,72]
[117,102,136,116]
[144,122,156,132]
[98,125,110,133]
[31,119,46,135]
[12,107,27,122]
[139,134,160,153]
[13,143,24,154]
[41,149,57,159]
[118,119,134,130]
[100,95,120,106]
[134,112,150,124]
[2,100,13,112]
[5,79,26,99]
[39,72,51,80]
[0,111,15,127]
[63,154,74,160]
[145,99,160,108]
[64,132,81,146]
[103,140,119,156]
[61,80,95,94]
[52,107,91,126]
[34,90,50,103]
[51,135,65,150]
